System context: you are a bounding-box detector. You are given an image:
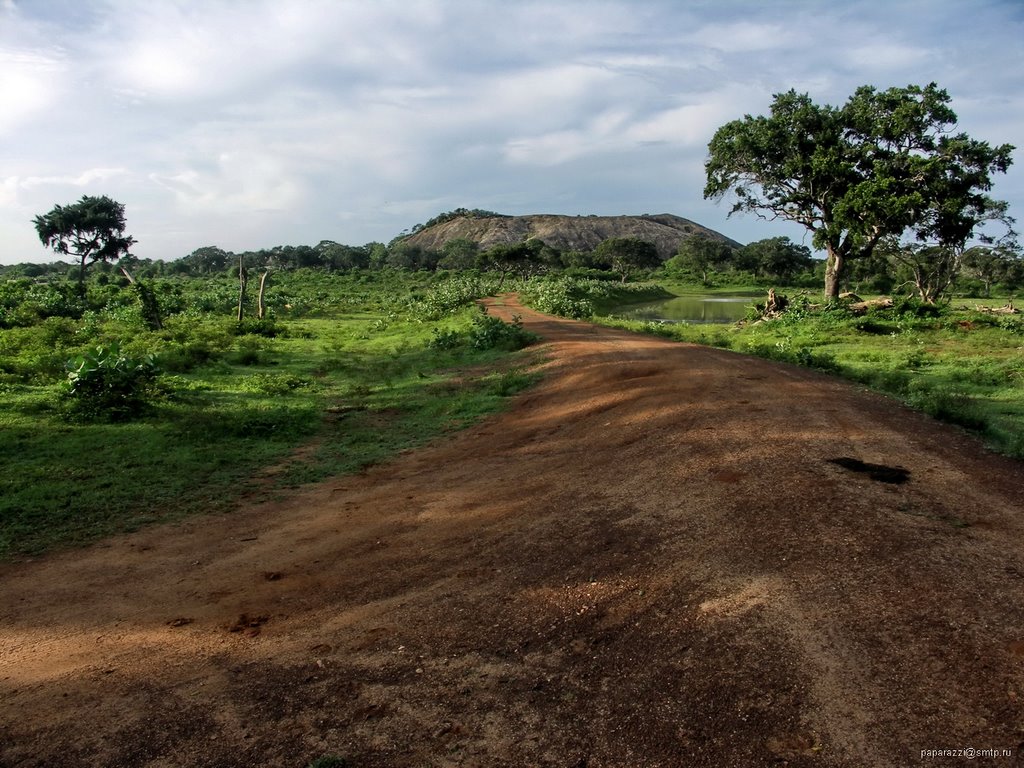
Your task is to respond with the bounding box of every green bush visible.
[233,318,281,337]
[428,310,539,351]
[467,311,538,351]
[61,342,160,421]
[239,373,313,395]
[521,277,600,318]
[427,327,463,350]
[410,275,499,319]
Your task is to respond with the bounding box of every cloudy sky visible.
[1,0,1022,264]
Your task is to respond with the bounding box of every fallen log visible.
[975,301,1018,315]
[847,297,894,314]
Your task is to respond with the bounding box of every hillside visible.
[402,212,741,260]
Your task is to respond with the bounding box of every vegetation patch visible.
[0,271,541,559]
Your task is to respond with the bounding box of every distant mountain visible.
[401,213,742,260]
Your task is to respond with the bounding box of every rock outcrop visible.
[402,213,741,260]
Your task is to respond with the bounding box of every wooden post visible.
[237,256,248,322]
[257,270,270,320]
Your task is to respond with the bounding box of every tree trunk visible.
[496,268,512,291]
[237,257,248,322]
[78,256,88,294]
[257,270,270,320]
[824,248,844,300]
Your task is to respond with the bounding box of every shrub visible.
[239,373,313,395]
[429,310,539,351]
[156,341,217,373]
[410,275,499,319]
[486,368,540,396]
[467,311,538,351]
[61,342,160,421]
[521,277,600,318]
[427,327,463,350]
[233,318,281,337]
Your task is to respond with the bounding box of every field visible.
[0,271,540,559]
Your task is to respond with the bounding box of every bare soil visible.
[2,295,1024,768]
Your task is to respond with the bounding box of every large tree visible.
[33,195,136,290]
[704,83,1014,299]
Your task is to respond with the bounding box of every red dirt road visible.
[2,296,1024,767]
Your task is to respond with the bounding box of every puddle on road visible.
[827,457,910,484]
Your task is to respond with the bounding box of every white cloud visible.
[0,48,66,135]
[20,168,129,189]
[685,20,796,53]
[150,152,304,215]
[840,42,932,72]
[0,176,19,208]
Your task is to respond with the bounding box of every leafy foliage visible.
[705,83,1015,298]
[0,270,545,557]
[62,342,160,421]
[429,309,538,351]
[467,310,538,350]
[666,236,736,285]
[593,237,661,282]
[408,275,500,319]
[33,196,136,288]
[520,276,664,319]
[521,277,602,318]
[411,207,509,234]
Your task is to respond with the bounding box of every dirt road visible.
[2,296,1023,767]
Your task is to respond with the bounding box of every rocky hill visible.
[402,213,741,260]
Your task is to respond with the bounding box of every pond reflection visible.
[610,294,759,324]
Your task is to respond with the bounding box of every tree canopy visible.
[667,236,736,285]
[33,195,136,289]
[736,237,814,283]
[704,83,1014,299]
[593,237,661,282]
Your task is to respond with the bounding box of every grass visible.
[0,272,541,559]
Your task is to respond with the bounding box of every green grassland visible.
[0,271,540,559]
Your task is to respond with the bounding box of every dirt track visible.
[2,295,1024,767]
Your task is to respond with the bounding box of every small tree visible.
[881,239,961,304]
[738,237,814,283]
[479,239,545,288]
[667,236,734,285]
[961,245,1021,297]
[33,195,136,291]
[437,238,480,270]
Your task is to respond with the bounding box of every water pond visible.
[609,293,761,324]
